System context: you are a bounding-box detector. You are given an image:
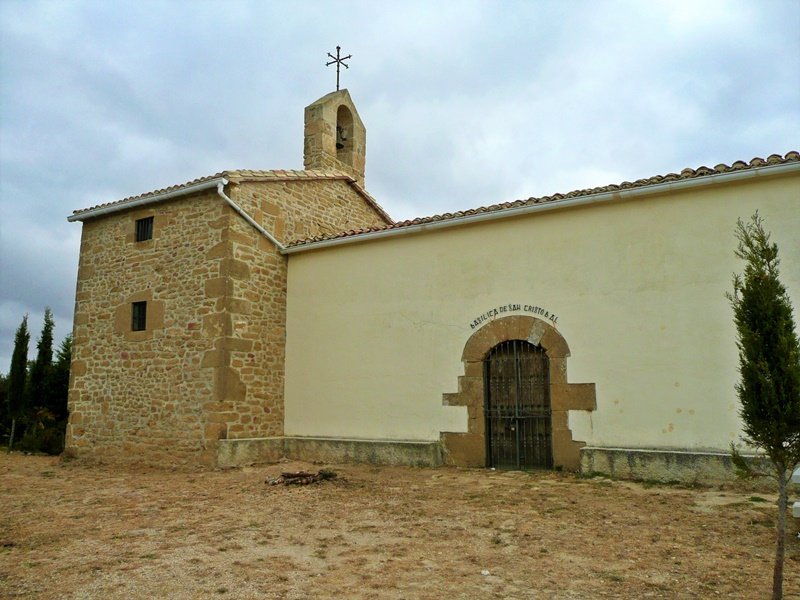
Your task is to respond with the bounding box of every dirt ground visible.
[1,453,798,599]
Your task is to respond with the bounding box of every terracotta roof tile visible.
[70,169,393,225]
[286,151,800,247]
[70,172,227,216]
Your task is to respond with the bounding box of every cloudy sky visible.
[0,0,798,370]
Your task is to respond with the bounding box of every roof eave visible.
[67,177,229,222]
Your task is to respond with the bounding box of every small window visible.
[135,217,154,242]
[132,301,147,331]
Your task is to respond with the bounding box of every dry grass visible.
[1,453,798,599]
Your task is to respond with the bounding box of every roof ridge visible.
[225,168,353,181]
[285,151,800,247]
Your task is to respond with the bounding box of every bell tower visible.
[303,89,366,186]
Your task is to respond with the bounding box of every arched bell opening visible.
[336,105,354,165]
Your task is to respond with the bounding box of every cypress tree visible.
[7,315,30,451]
[50,335,72,422]
[0,374,8,439]
[29,308,55,413]
[729,213,800,600]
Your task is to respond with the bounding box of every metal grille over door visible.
[485,340,552,470]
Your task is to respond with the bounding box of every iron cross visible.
[326,46,351,91]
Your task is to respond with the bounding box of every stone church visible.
[65,89,800,481]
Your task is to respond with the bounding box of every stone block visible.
[226,298,252,315]
[541,328,570,358]
[221,229,251,245]
[463,360,483,377]
[71,360,87,377]
[201,349,226,368]
[553,436,582,471]
[441,433,484,467]
[204,277,232,299]
[548,357,568,384]
[203,313,231,336]
[550,410,569,431]
[204,422,227,441]
[458,376,482,395]
[205,240,233,260]
[213,366,247,403]
[217,336,254,353]
[441,393,460,406]
[221,257,250,280]
[261,201,280,216]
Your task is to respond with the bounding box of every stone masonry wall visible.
[66,190,231,467]
[207,177,389,444]
[235,178,387,243]
[67,176,389,467]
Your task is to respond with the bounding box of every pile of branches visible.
[266,469,338,486]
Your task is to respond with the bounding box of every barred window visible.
[131,301,147,331]
[135,217,154,242]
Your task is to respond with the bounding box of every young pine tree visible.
[729,213,800,600]
[7,315,30,451]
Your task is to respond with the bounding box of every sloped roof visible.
[286,152,799,248]
[69,169,393,225]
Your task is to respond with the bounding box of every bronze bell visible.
[336,125,347,150]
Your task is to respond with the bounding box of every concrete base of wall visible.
[216,436,443,468]
[284,437,443,467]
[218,439,757,484]
[217,437,284,468]
[580,446,756,484]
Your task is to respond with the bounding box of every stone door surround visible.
[441,315,596,470]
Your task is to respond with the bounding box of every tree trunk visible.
[8,418,15,452]
[773,466,787,600]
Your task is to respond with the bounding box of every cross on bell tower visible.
[326,46,351,91]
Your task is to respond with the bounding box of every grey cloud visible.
[0,0,798,369]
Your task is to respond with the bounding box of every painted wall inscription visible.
[469,304,558,330]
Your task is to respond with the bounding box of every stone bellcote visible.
[303,89,366,186]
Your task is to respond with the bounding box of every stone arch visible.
[335,104,354,166]
[440,315,596,470]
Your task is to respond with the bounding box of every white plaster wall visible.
[284,172,800,451]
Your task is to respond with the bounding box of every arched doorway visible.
[485,340,552,469]
[440,315,596,470]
